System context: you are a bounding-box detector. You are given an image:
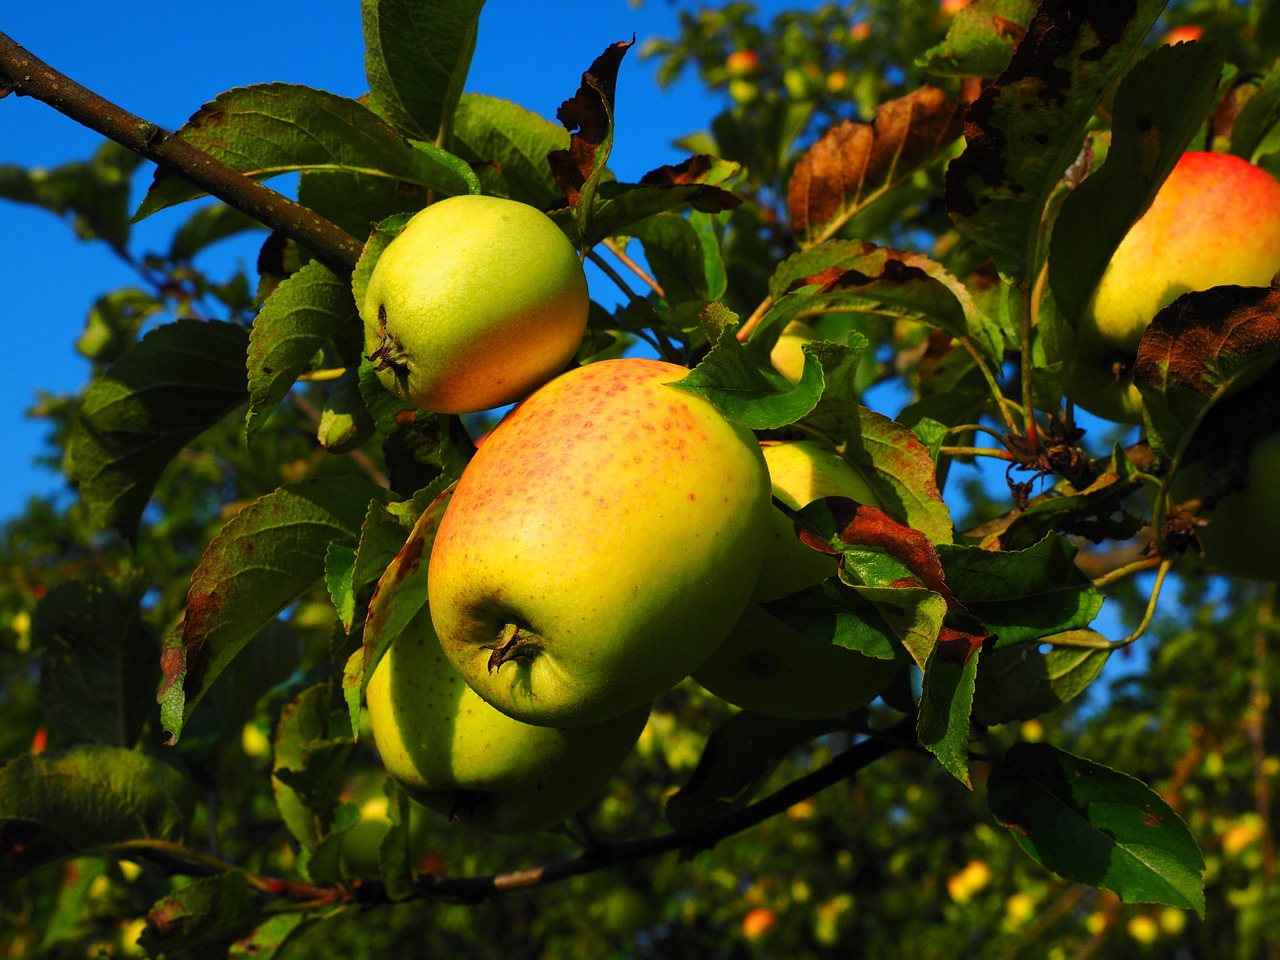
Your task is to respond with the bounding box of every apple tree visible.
[4,0,1280,957]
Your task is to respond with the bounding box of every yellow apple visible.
[1071,151,1280,423]
[363,194,589,414]
[769,320,819,385]
[692,440,899,719]
[428,357,774,727]
[366,610,649,834]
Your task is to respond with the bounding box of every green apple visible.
[1071,151,1280,423]
[1168,430,1280,580]
[428,357,774,727]
[366,610,650,834]
[363,194,590,415]
[693,439,899,719]
[770,320,819,385]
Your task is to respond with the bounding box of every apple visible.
[428,357,774,727]
[1070,151,1280,423]
[366,610,650,834]
[725,49,759,77]
[363,194,590,415]
[692,440,899,719]
[769,320,820,385]
[1169,430,1280,580]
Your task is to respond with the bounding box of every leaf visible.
[918,0,1037,78]
[36,573,156,748]
[169,203,267,262]
[668,321,825,430]
[361,0,484,143]
[317,366,377,454]
[945,0,1166,279]
[229,913,315,960]
[762,578,922,662]
[627,211,712,305]
[989,742,1206,915]
[789,86,961,247]
[549,38,633,240]
[1048,41,1225,327]
[1231,59,1280,162]
[938,535,1103,648]
[973,637,1110,725]
[0,745,195,882]
[0,141,142,251]
[665,712,845,832]
[346,482,454,733]
[64,319,250,543]
[158,477,396,743]
[451,92,569,209]
[140,871,257,955]
[75,289,161,366]
[1135,285,1280,460]
[137,84,474,218]
[246,261,357,443]
[918,631,981,788]
[272,683,354,865]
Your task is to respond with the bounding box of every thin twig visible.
[0,31,363,277]
[601,237,664,299]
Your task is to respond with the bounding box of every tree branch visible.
[0,30,363,277]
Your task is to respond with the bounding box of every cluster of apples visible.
[1055,150,1280,580]
[359,196,895,833]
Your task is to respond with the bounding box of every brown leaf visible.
[789,86,962,245]
[639,155,741,213]
[548,38,633,208]
[1134,283,1280,396]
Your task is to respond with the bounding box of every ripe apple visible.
[363,194,590,415]
[428,357,774,727]
[1070,151,1280,423]
[1169,430,1280,580]
[725,49,759,77]
[692,440,899,719]
[366,610,650,834]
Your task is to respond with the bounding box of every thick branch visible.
[0,30,363,277]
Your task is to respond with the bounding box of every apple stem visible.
[483,622,536,673]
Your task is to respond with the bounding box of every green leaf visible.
[918,0,1038,78]
[169,202,268,262]
[628,211,712,305]
[945,0,1166,279]
[65,319,250,543]
[361,0,484,143]
[139,871,257,955]
[666,712,845,832]
[989,742,1206,915]
[973,637,1110,725]
[1048,41,1225,327]
[918,637,981,788]
[451,93,570,208]
[345,482,454,733]
[158,476,396,743]
[569,163,742,248]
[0,141,142,250]
[137,84,474,218]
[668,322,825,430]
[938,535,1103,648]
[246,260,358,443]
[317,366,377,454]
[762,578,919,662]
[0,745,195,882]
[1231,58,1280,162]
[229,913,315,960]
[76,288,162,365]
[271,683,355,865]
[36,573,156,748]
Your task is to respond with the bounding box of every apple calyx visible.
[483,621,540,673]
[367,305,409,377]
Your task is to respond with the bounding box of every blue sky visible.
[0,0,781,520]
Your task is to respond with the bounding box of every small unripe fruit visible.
[363,195,589,415]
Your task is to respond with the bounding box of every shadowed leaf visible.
[989,742,1205,915]
[919,0,1037,78]
[452,92,569,209]
[140,871,256,955]
[974,636,1111,725]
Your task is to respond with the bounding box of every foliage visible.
[3,0,1280,957]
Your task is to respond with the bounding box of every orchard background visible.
[2,1,1280,957]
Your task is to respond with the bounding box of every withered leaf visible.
[788,86,962,246]
[548,38,633,209]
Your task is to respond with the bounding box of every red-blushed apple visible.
[366,610,650,834]
[693,439,899,719]
[1071,151,1280,423]
[427,357,774,728]
[363,194,589,415]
